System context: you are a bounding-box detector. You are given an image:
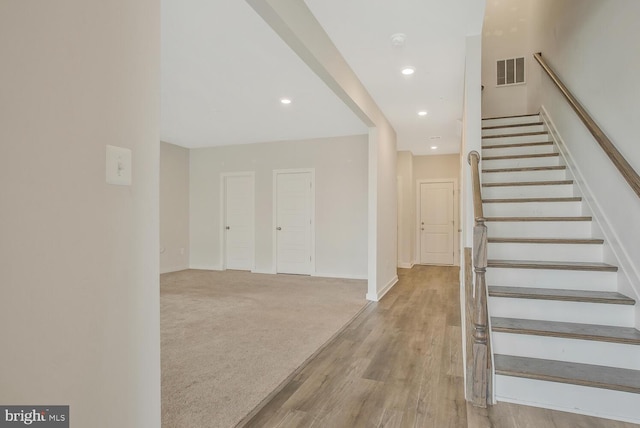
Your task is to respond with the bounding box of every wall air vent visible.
[497,57,525,86]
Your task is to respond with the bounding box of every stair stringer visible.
[541,105,640,329]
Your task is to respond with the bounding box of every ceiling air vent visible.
[497,57,525,86]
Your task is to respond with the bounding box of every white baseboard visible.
[366,275,399,302]
[249,269,367,280]
[397,262,414,269]
[189,265,222,271]
[251,269,276,275]
[313,272,368,280]
[160,265,189,274]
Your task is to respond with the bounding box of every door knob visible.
[276,227,282,230]
[225,226,230,230]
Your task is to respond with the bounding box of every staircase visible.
[481,113,640,423]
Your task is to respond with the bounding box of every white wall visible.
[397,151,414,268]
[414,154,462,181]
[528,0,640,327]
[413,154,461,266]
[369,124,399,300]
[462,35,484,250]
[160,142,190,273]
[0,2,160,427]
[247,0,398,301]
[481,0,535,118]
[190,135,368,279]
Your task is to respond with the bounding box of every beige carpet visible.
[161,269,367,428]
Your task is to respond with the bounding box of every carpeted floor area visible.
[160,269,367,428]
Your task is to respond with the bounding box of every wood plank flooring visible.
[482,180,573,187]
[488,286,635,305]
[491,317,640,344]
[487,260,615,271]
[239,265,639,428]
[494,354,640,394]
[241,265,466,428]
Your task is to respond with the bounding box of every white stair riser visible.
[487,268,617,291]
[487,221,591,238]
[482,144,555,157]
[482,133,552,145]
[493,333,640,370]
[482,114,638,425]
[482,184,575,199]
[495,376,640,424]
[484,201,582,217]
[482,124,545,137]
[482,156,560,170]
[490,298,634,328]
[488,242,602,263]
[483,169,567,183]
[482,115,541,127]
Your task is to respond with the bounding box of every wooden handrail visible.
[467,150,491,407]
[534,53,640,199]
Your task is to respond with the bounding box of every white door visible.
[419,181,454,265]
[275,171,312,275]
[224,175,253,270]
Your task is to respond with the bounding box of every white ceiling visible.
[305,0,483,155]
[161,0,367,148]
[161,0,484,155]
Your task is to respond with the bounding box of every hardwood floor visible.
[241,265,466,428]
[239,265,639,428]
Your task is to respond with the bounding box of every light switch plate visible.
[106,145,132,186]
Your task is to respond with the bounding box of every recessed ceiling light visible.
[430,146,438,150]
[280,98,292,104]
[401,67,415,76]
[390,33,407,46]
[418,110,428,116]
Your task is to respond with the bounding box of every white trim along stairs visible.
[481,113,640,424]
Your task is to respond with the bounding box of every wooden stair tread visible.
[488,259,617,271]
[483,141,554,150]
[485,216,592,222]
[492,317,640,345]
[494,354,640,394]
[483,165,566,173]
[483,180,573,188]
[483,197,581,203]
[483,153,559,161]
[488,237,602,244]
[482,122,544,130]
[483,113,540,120]
[488,286,635,305]
[483,131,548,139]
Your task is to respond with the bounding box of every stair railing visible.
[468,150,491,407]
[534,53,640,199]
